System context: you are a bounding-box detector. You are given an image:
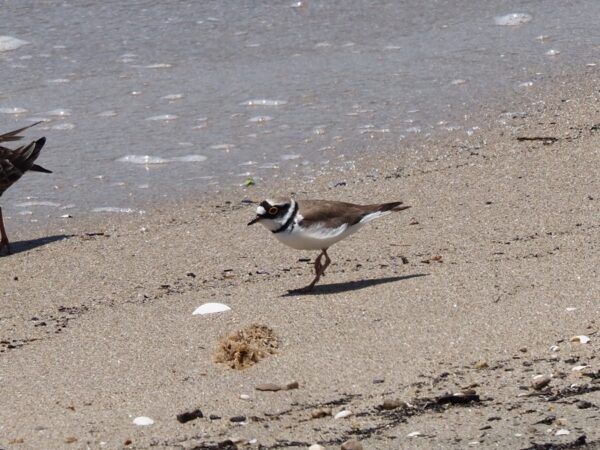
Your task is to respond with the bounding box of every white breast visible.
[273,221,363,250]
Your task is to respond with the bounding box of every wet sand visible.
[1,71,599,449]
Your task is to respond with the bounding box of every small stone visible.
[209,414,221,420]
[555,429,570,436]
[334,410,353,419]
[549,345,560,352]
[311,408,331,419]
[176,408,203,423]
[519,347,528,353]
[576,400,593,409]
[64,436,78,443]
[341,439,363,450]
[381,399,403,410]
[372,378,385,384]
[407,431,422,437]
[286,380,300,390]
[230,415,246,423]
[474,360,489,369]
[309,445,326,450]
[255,383,282,392]
[239,394,251,400]
[572,365,589,372]
[531,375,551,390]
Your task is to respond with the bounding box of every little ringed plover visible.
[248,198,411,290]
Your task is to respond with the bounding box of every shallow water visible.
[1,0,599,223]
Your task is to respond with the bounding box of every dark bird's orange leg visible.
[0,207,10,255]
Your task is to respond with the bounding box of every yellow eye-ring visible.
[269,206,278,215]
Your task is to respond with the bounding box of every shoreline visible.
[1,69,599,449]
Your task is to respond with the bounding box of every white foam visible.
[248,115,273,123]
[0,36,29,52]
[145,114,178,121]
[210,144,235,150]
[494,13,532,26]
[51,123,75,130]
[92,207,136,213]
[97,110,117,117]
[117,155,170,164]
[545,49,560,56]
[0,107,27,114]
[47,78,71,83]
[46,108,72,116]
[241,99,287,106]
[161,94,183,100]
[171,155,208,162]
[15,201,60,207]
[143,63,172,69]
[281,154,301,160]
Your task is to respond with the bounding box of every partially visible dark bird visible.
[0,122,51,255]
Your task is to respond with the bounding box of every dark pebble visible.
[209,414,221,420]
[576,400,593,409]
[176,408,203,423]
[229,415,246,423]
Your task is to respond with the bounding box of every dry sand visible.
[1,71,599,450]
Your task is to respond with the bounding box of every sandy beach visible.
[1,71,599,449]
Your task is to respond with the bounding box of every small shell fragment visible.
[192,303,231,315]
[555,429,570,436]
[334,410,353,419]
[570,335,590,344]
[133,416,154,426]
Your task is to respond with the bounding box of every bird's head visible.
[248,198,296,231]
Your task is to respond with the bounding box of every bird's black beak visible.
[247,216,261,226]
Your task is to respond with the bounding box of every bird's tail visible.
[378,201,411,213]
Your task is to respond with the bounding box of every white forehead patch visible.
[256,205,266,215]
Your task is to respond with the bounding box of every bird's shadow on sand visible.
[1,234,72,257]
[282,273,428,297]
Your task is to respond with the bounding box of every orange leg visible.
[0,207,10,255]
[304,248,330,291]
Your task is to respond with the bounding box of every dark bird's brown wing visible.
[0,137,49,196]
[297,200,409,229]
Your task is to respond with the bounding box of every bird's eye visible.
[269,206,278,215]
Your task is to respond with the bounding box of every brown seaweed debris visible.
[213,324,279,369]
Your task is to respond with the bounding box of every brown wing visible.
[297,200,406,228]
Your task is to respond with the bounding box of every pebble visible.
[576,400,593,409]
[407,431,422,437]
[309,445,325,450]
[209,414,221,420]
[311,408,331,419]
[381,399,403,410]
[255,383,282,392]
[474,360,489,369]
[229,415,246,423]
[239,394,251,400]
[334,410,352,419]
[572,365,588,372]
[341,439,363,450]
[132,416,154,426]
[286,380,300,390]
[555,429,570,436]
[176,409,203,424]
[531,375,551,390]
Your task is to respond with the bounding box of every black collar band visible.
[272,201,298,234]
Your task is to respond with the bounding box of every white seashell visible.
[407,431,422,437]
[549,345,559,352]
[133,416,154,426]
[572,365,588,372]
[239,394,250,400]
[192,303,231,315]
[308,445,325,450]
[334,410,352,419]
[555,429,570,436]
[570,335,591,344]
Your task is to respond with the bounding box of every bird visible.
[248,198,411,290]
[0,122,51,255]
